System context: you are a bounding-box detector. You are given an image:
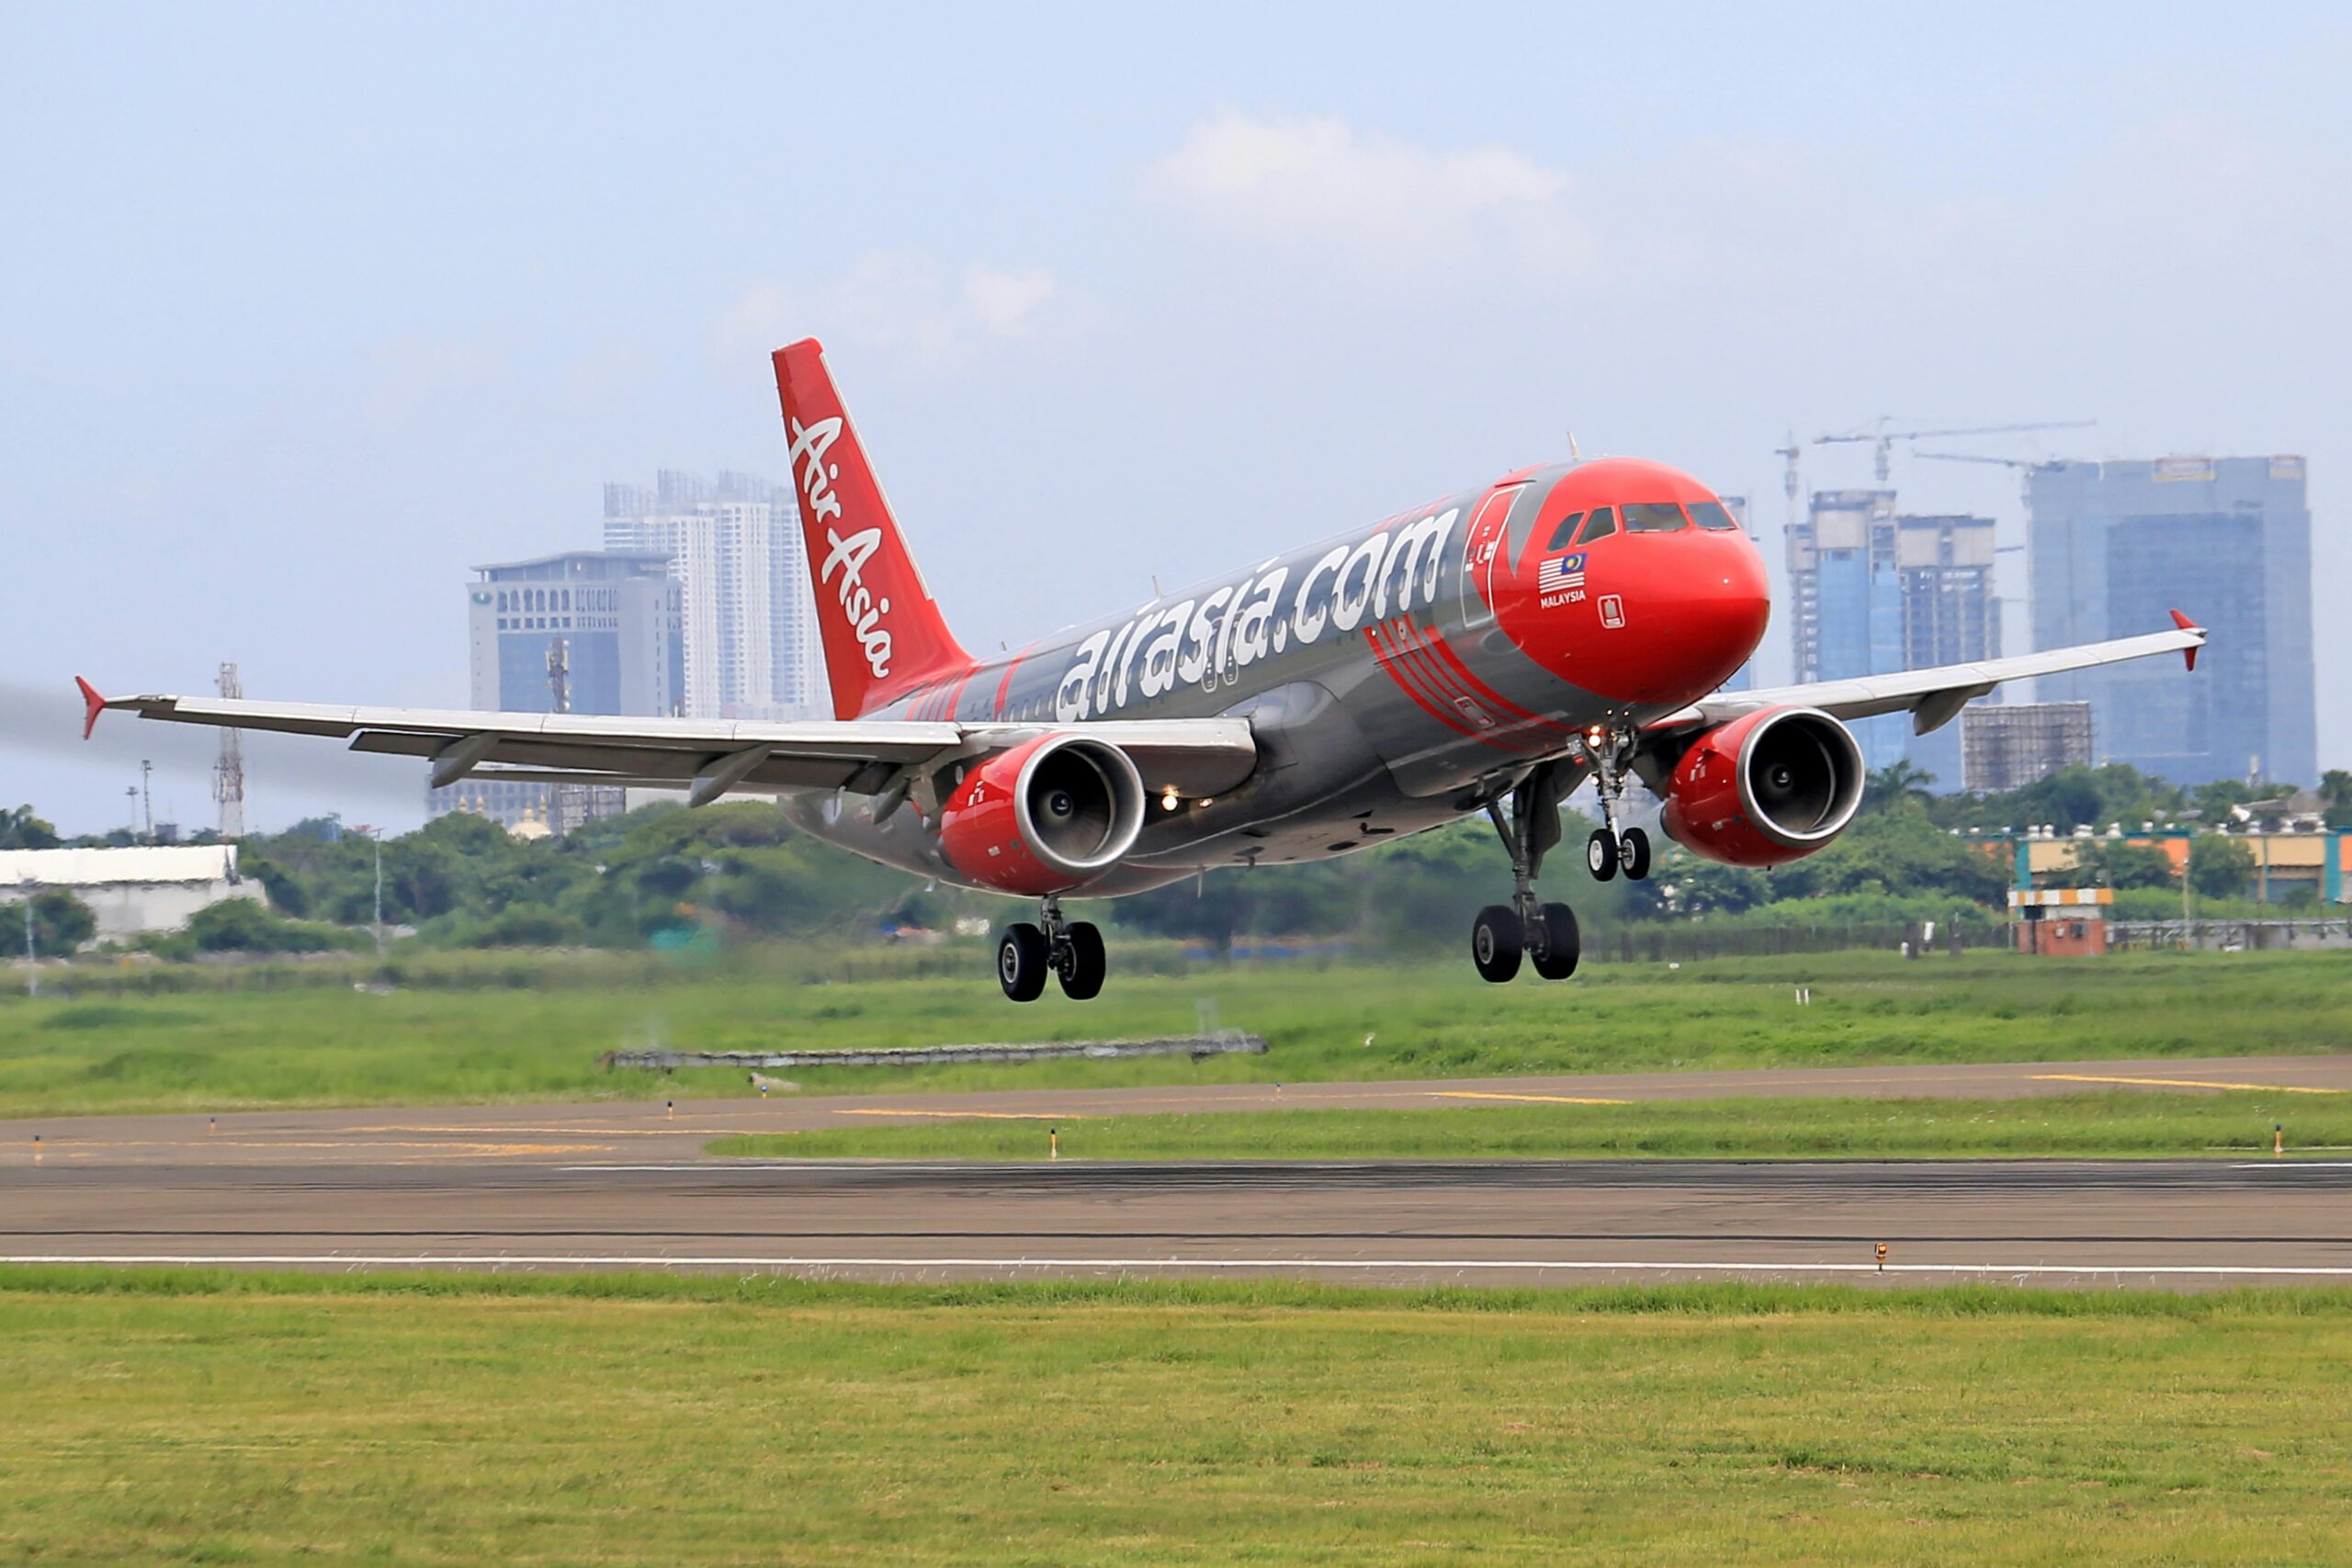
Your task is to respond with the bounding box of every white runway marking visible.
[7,1253,2352,1279]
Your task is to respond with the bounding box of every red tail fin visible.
[773,339,975,718]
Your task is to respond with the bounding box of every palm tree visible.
[1865,760,1936,814]
[2321,771,2352,831]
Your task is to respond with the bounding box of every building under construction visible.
[1962,702,2094,793]
[1785,491,1998,775]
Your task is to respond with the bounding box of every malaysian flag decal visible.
[1537,551,1587,595]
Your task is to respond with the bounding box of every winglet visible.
[74,677,107,740]
[2168,609,2204,672]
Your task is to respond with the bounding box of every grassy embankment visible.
[713,1089,2352,1163]
[1,949,2346,1120]
[2,1269,2347,1564]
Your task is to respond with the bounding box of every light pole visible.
[20,879,35,998]
[354,824,385,956]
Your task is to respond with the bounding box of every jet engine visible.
[1658,705,1865,867]
[936,732,1148,895]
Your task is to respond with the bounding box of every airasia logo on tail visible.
[790,413,893,678]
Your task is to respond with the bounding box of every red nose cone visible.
[1584,527,1770,703]
[1492,462,1770,707]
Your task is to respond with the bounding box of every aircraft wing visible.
[77,684,1261,805]
[1646,613,2208,739]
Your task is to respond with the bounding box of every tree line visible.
[2,759,2336,957]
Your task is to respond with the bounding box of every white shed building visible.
[0,845,267,945]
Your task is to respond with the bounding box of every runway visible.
[7,1155,2352,1289]
[5,1055,2346,1290]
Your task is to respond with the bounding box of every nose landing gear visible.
[998,895,1106,1002]
[1584,729,1652,883]
[1472,762,1582,984]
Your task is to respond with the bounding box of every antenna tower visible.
[213,661,246,840]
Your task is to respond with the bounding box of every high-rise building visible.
[603,469,819,719]
[1962,702,2094,794]
[1891,513,1999,788]
[428,549,684,829]
[2028,456,2313,788]
[1786,491,1997,777]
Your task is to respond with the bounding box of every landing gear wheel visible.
[1619,826,1651,881]
[1587,828,1620,882]
[1529,902,1581,980]
[997,922,1048,1002]
[1056,920,1106,1000]
[1471,905,1523,983]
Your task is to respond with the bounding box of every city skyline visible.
[601,468,820,722]
[2030,455,2315,790]
[6,6,2344,834]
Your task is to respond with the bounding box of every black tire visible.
[1619,826,1652,881]
[1057,920,1106,1000]
[997,922,1048,1002]
[1530,902,1581,980]
[1471,905,1523,983]
[1587,828,1619,882]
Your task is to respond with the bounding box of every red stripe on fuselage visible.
[1396,627,1554,753]
[943,668,977,721]
[1364,623,1487,740]
[993,643,1035,718]
[1365,620,1556,754]
[1420,627,1577,739]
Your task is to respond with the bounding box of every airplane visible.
[77,339,2206,1000]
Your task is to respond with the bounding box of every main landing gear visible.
[1473,762,1582,984]
[1468,732,1658,984]
[998,896,1106,1002]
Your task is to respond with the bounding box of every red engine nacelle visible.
[1659,705,1866,867]
[936,732,1148,895]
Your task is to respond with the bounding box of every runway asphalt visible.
[6,1156,2350,1289]
[2,1053,2348,1290]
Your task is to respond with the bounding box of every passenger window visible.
[1623,502,1689,533]
[1543,512,1587,552]
[1686,501,1741,532]
[1574,507,1618,545]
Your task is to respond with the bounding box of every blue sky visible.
[5,3,2345,832]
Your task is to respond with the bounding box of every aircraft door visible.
[1456,484,1525,631]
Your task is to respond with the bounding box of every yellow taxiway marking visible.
[833,1109,1080,1121]
[1433,1091,1630,1107]
[2031,1074,2345,1096]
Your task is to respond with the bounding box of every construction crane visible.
[212,661,245,840]
[1812,419,2096,482]
[1773,429,1803,528]
[1913,451,2059,556]
[1912,451,2041,469]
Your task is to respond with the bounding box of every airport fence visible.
[4,920,2029,1001]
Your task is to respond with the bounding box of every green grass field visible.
[712,1089,2349,1163]
[2,949,2347,1120]
[2,1269,2348,1564]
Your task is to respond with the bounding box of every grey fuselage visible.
[782,461,1768,897]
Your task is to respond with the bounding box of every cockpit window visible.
[1543,511,1587,552]
[1573,506,1617,545]
[1622,502,1689,534]
[1686,501,1740,532]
